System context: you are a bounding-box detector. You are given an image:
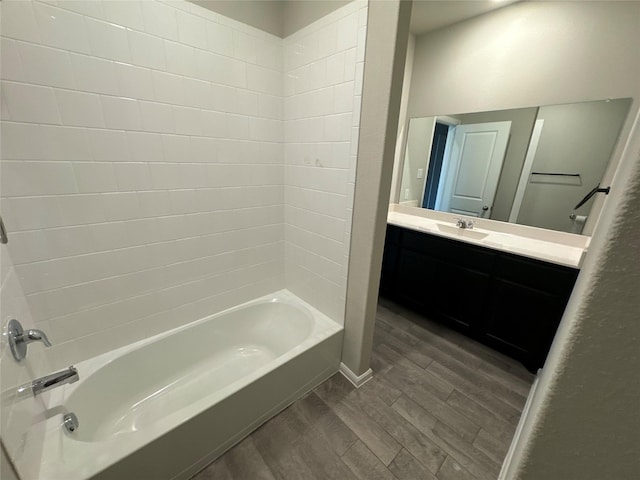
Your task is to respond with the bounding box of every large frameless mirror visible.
[397,98,632,234]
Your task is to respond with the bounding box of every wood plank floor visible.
[191,298,534,480]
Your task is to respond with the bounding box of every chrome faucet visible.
[7,319,52,361]
[455,218,474,229]
[18,366,79,396]
[18,328,51,346]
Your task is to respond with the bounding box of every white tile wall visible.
[0,250,53,480]
[0,0,286,376]
[283,0,367,323]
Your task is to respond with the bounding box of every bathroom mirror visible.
[397,98,632,234]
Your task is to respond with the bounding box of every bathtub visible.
[38,290,343,480]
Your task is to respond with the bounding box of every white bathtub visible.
[38,290,343,480]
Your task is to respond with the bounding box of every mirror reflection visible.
[399,98,631,234]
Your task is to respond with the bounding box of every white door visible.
[438,121,511,217]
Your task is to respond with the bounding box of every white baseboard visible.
[339,362,373,388]
[499,369,541,479]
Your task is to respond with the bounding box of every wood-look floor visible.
[191,298,534,480]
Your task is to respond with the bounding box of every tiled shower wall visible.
[0,0,284,368]
[0,0,366,370]
[283,1,367,321]
[0,250,52,479]
[0,252,53,479]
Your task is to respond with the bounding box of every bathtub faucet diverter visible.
[19,366,80,396]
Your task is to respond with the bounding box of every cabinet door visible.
[380,225,403,298]
[395,249,438,311]
[380,239,399,297]
[433,261,491,334]
[484,279,567,370]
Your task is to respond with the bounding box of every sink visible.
[436,223,489,240]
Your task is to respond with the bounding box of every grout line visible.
[46,258,284,334]
[341,436,360,460]
[0,78,283,117]
[445,388,456,402]
[23,239,284,297]
[8,206,283,236]
[2,15,284,73]
[387,448,402,469]
[49,268,285,348]
[11,221,284,266]
[472,427,482,445]
[434,455,450,479]
[0,119,286,141]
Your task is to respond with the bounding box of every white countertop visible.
[388,205,588,268]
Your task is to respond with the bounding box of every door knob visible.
[482,205,489,211]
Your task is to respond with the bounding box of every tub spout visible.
[23,366,79,396]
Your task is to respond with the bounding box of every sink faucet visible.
[18,366,79,396]
[455,218,474,229]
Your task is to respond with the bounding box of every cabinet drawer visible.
[401,228,496,272]
[495,254,578,295]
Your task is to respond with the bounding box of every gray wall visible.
[192,0,284,37]
[282,0,352,37]
[458,108,538,221]
[192,0,352,38]
[399,117,434,205]
[517,99,630,232]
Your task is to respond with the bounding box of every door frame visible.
[423,116,460,209]
[509,119,545,223]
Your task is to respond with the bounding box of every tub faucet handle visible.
[21,328,52,347]
[7,319,52,362]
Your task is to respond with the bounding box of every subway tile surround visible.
[0,0,367,476]
[1,0,287,376]
[284,3,367,322]
[0,0,366,384]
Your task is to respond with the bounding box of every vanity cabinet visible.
[380,225,579,371]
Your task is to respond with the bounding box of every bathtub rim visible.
[39,289,343,480]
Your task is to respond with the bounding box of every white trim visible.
[418,120,437,205]
[418,116,461,207]
[435,115,461,127]
[434,124,456,210]
[509,119,545,223]
[339,362,373,387]
[390,34,416,204]
[499,369,541,479]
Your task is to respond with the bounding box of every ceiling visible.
[190,0,518,38]
[410,0,519,35]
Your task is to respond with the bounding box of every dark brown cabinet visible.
[380,224,579,372]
